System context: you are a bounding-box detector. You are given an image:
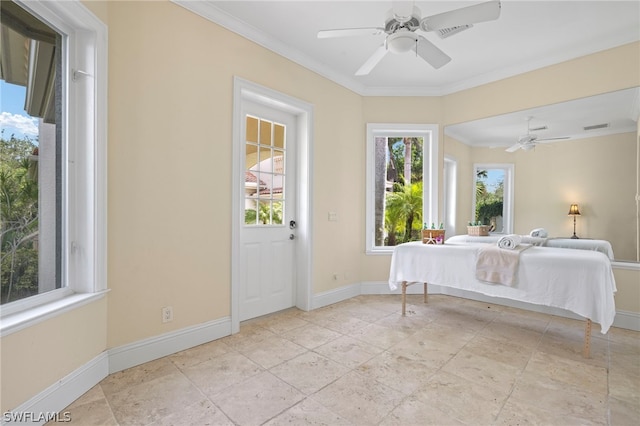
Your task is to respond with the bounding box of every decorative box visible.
[467,225,490,236]
[422,229,445,244]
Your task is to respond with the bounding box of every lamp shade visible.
[568,203,581,216]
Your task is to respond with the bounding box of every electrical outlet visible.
[161,306,173,323]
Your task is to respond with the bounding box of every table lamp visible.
[568,203,581,239]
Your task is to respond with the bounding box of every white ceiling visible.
[173,0,640,146]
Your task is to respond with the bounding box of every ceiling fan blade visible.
[536,137,570,143]
[505,143,521,153]
[414,35,451,69]
[317,27,385,39]
[355,45,388,76]
[421,0,501,31]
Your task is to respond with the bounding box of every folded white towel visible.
[520,236,547,246]
[497,234,522,250]
[529,228,548,238]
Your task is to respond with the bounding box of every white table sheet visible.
[445,235,615,260]
[545,238,615,260]
[388,242,617,333]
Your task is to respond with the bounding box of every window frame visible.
[0,0,107,332]
[471,163,514,234]
[365,123,439,255]
[443,155,457,236]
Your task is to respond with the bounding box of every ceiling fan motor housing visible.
[519,134,537,143]
[384,7,421,33]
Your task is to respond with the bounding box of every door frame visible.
[231,77,313,334]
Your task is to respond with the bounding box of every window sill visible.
[0,290,108,337]
[612,261,640,271]
[366,248,395,255]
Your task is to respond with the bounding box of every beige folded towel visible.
[476,245,530,286]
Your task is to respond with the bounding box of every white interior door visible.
[239,102,297,321]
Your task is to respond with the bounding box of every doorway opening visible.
[231,78,313,333]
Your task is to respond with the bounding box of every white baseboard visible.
[108,316,232,374]
[312,282,362,309]
[613,310,640,331]
[4,352,109,426]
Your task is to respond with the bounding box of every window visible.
[472,163,514,234]
[1,1,62,305]
[0,0,106,323]
[366,123,439,254]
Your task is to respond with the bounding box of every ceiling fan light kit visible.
[386,31,418,54]
[317,0,502,76]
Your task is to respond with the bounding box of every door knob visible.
[289,234,295,240]
[289,220,297,229]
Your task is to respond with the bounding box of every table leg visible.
[402,282,407,316]
[424,283,428,303]
[583,319,592,358]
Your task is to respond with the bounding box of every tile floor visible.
[55,295,639,425]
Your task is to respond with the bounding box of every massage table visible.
[445,234,615,260]
[388,242,617,357]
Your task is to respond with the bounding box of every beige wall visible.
[615,268,640,312]
[105,0,364,344]
[443,43,640,126]
[0,298,107,411]
[1,0,638,412]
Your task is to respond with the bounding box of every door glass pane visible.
[272,201,283,225]
[274,123,285,149]
[244,115,286,226]
[246,116,259,143]
[245,143,257,166]
[258,148,272,171]
[258,183,272,199]
[260,120,272,146]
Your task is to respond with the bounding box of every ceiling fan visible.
[505,116,570,152]
[317,0,501,75]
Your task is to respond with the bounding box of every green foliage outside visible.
[388,137,423,185]
[1,132,39,304]
[475,169,504,225]
[384,137,423,245]
[244,200,283,225]
[386,181,423,245]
